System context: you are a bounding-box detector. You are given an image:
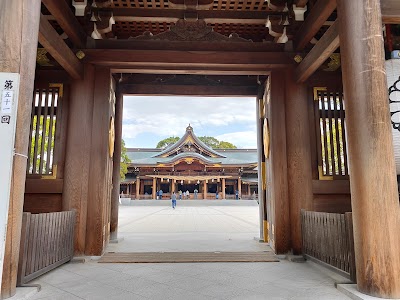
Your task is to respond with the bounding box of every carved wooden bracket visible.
[130,19,252,42]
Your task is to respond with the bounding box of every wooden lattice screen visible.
[314,88,348,179]
[27,84,62,176]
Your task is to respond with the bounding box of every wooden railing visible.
[301,210,356,282]
[17,211,76,285]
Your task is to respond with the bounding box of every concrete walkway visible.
[15,201,351,300]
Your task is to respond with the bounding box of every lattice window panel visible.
[28,85,62,176]
[111,0,169,8]
[314,88,348,179]
[114,21,172,37]
[212,0,273,10]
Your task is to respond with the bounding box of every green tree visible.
[120,139,131,180]
[156,136,237,149]
[156,136,179,148]
[217,140,237,149]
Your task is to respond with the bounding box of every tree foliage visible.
[156,136,180,148]
[120,139,131,180]
[156,136,237,149]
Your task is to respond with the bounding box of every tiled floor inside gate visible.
[15,201,352,300]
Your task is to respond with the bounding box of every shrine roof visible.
[127,147,258,166]
[126,124,257,166]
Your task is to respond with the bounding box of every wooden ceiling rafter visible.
[41,0,87,48]
[38,14,84,79]
[294,20,339,83]
[294,0,336,51]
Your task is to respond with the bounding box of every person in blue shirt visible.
[171,192,177,209]
[235,190,239,200]
[159,189,163,200]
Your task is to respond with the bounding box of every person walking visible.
[194,188,198,199]
[156,190,159,200]
[159,189,163,200]
[235,189,239,200]
[186,190,190,199]
[171,192,177,209]
[216,190,219,199]
[179,190,183,200]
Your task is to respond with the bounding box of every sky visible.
[122,96,257,149]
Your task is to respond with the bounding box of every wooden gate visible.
[17,211,76,285]
[301,210,356,281]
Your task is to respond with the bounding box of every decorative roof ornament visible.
[154,125,226,158]
[131,19,251,43]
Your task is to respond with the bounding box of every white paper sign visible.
[0,73,19,291]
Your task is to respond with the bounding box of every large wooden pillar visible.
[238,178,242,198]
[85,67,114,255]
[285,69,313,254]
[110,91,123,241]
[203,181,207,199]
[222,178,226,199]
[267,72,291,253]
[152,178,156,199]
[0,1,41,298]
[337,0,400,297]
[136,178,140,199]
[64,64,95,254]
[172,179,176,193]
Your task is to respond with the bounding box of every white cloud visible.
[122,96,257,146]
[216,131,257,148]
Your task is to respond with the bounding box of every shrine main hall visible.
[122,125,258,200]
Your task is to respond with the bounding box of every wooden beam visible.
[381,0,400,23]
[84,50,293,75]
[312,180,350,194]
[98,8,286,24]
[41,0,87,48]
[38,14,83,80]
[25,179,63,194]
[294,0,337,51]
[119,84,258,96]
[294,20,339,83]
[91,39,285,52]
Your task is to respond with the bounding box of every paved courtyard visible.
[16,201,351,300]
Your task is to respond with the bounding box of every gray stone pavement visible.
[14,201,352,300]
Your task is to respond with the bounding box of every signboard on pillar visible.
[0,73,20,286]
[386,59,400,174]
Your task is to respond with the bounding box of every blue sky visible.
[122,96,257,149]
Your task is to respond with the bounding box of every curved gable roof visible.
[154,125,226,158]
[157,152,221,165]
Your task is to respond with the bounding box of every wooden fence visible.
[301,210,356,282]
[17,211,76,285]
